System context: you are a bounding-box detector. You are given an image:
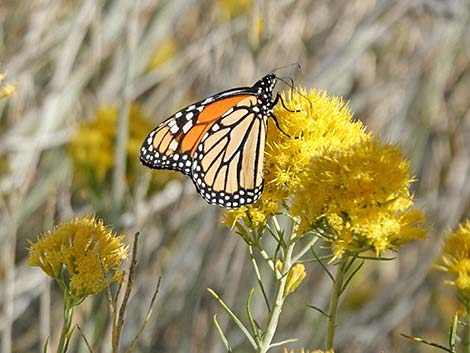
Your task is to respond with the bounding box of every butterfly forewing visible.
[140,105,203,175]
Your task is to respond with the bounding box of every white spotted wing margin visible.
[140,103,205,176]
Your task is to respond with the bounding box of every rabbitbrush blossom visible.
[224,88,425,258]
[436,220,470,306]
[29,216,127,299]
[69,103,154,183]
[224,88,369,229]
[220,86,427,353]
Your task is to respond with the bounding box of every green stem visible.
[56,296,75,353]
[466,312,470,353]
[326,258,347,351]
[257,240,296,353]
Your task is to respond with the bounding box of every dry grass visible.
[0,0,469,352]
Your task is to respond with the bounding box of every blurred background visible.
[0,0,469,352]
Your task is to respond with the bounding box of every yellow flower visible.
[223,87,426,257]
[437,220,470,299]
[276,261,307,297]
[224,88,369,228]
[218,0,253,19]
[146,37,177,71]
[69,103,159,187]
[0,83,16,99]
[0,73,15,100]
[293,139,426,258]
[249,15,265,49]
[28,216,127,299]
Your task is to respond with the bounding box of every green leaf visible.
[306,304,330,318]
[208,288,257,349]
[269,338,299,348]
[213,315,232,353]
[401,333,454,353]
[246,288,261,343]
[449,313,458,351]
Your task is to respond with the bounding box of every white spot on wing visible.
[183,121,193,133]
[169,140,179,151]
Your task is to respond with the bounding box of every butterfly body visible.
[140,74,278,208]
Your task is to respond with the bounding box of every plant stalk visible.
[257,240,296,353]
[57,296,75,353]
[326,258,347,351]
[466,312,470,353]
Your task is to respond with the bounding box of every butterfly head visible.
[255,74,277,94]
[253,74,277,115]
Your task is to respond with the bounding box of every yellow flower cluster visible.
[28,216,127,299]
[276,261,307,297]
[69,103,154,184]
[217,0,253,19]
[225,88,368,228]
[224,88,426,258]
[437,220,470,299]
[293,139,426,258]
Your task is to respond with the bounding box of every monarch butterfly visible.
[140,73,292,209]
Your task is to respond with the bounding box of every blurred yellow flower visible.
[146,37,177,71]
[69,103,154,185]
[224,88,369,228]
[276,261,307,297]
[0,83,16,99]
[0,73,15,99]
[28,216,127,299]
[293,139,427,258]
[249,15,265,48]
[218,0,253,19]
[437,220,470,300]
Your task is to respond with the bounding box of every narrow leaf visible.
[340,260,364,295]
[213,315,232,353]
[208,288,257,349]
[401,334,454,353]
[306,304,330,318]
[269,338,299,348]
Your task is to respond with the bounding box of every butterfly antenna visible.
[277,76,313,110]
[271,62,302,74]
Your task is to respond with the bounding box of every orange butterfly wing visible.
[140,95,253,175]
[140,74,278,208]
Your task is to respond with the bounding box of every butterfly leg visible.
[273,93,301,113]
[269,112,291,138]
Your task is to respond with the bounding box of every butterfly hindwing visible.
[191,103,267,208]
